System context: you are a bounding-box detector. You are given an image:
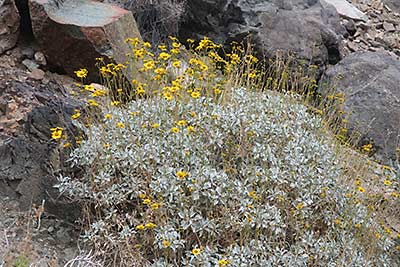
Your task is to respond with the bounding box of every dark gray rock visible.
[180,0,346,66]
[319,51,400,164]
[0,0,20,55]
[0,80,82,221]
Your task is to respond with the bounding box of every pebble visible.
[29,69,45,80]
[34,51,47,66]
[22,59,39,71]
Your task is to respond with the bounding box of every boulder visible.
[319,51,400,164]
[29,0,141,81]
[321,0,368,21]
[0,0,20,55]
[180,0,345,66]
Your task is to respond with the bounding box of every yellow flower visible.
[133,48,146,59]
[63,142,71,148]
[74,68,88,78]
[116,122,125,128]
[84,84,95,92]
[296,203,304,210]
[145,222,157,229]
[172,60,181,68]
[185,68,195,76]
[172,42,181,48]
[191,92,201,99]
[143,60,155,70]
[104,114,112,119]
[170,48,180,55]
[92,89,107,97]
[136,87,145,95]
[218,259,230,267]
[143,42,152,48]
[192,248,201,256]
[150,202,160,210]
[151,123,160,128]
[230,53,240,64]
[176,120,187,127]
[158,52,171,61]
[248,190,258,199]
[200,64,209,72]
[135,224,145,230]
[87,99,99,107]
[154,67,167,75]
[248,71,257,79]
[176,171,189,179]
[361,143,373,152]
[158,45,167,51]
[214,88,222,94]
[171,127,180,133]
[50,128,63,139]
[126,37,140,46]
[187,125,195,132]
[357,186,365,193]
[163,92,173,101]
[143,198,151,205]
[383,179,392,186]
[103,143,110,148]
[71,110,81,119]
[138,193,146,199]
[162,240,171,248]
[111,101,121,106]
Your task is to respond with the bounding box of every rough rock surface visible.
[180,0,346,66]
[29,0,141,81]
[319,51,400,164]
[0,0,20,55]
[0,47,82,220]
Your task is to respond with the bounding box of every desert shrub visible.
[56,38,400,266]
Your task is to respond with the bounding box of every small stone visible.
[21,46,35,59]
[34,51,47,66]
[29,69,45,80]
[47,226,54,233]
[22,59,39,71]
[343,19,357,35]
[347,42,358,52]
[383,21,396,32]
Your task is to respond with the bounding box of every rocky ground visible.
[342,0,400,56]
[0,0,399,266]
[0,197,80,267]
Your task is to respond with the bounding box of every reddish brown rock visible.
[29,0,141,81]
[0,0,20,55]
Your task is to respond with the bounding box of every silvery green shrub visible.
[58,88,398,266]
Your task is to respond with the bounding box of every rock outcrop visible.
[320,51,400,164]
[0,0,20,55]
[180,0,346,66]
[29,0,141,81]
[0,50,82,219]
